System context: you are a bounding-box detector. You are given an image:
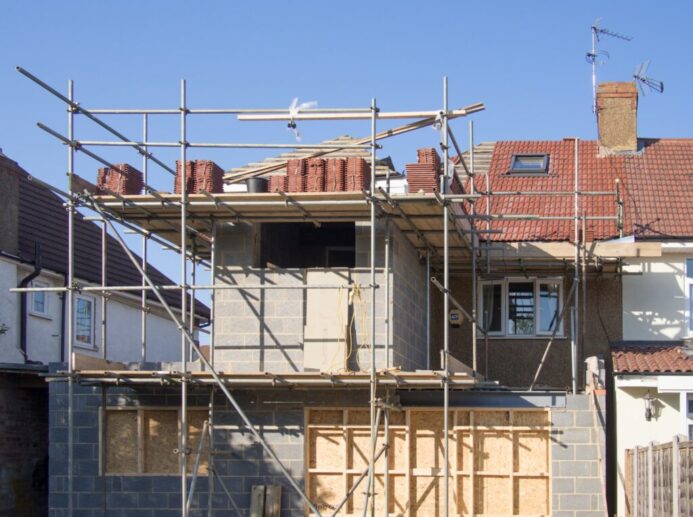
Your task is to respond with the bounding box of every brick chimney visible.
[596,82,638,153]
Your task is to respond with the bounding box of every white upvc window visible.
[30,281,50,317]
[686,259,693,335]
[480,278,563,338]
[74,294,95,349]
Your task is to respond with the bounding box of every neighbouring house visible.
[611,342,693,515]
[41,80,692,517]
[0,151,209,515]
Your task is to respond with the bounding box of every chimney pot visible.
[597,82,638,154]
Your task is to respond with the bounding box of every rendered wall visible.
[622,255,689,340]
[614,382,683,516]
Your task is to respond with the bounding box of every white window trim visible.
[29,280,51,319]
[74,293,96,350]
[685,258,693,336]
[480,277,564,339]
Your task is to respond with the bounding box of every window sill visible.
[74,343,97,351]
[29,311,52,321]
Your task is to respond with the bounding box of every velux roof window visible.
[509,154,549,174]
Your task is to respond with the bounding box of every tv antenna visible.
[286,97,318,142]
[586,19,632,114]
[633,61,664,95]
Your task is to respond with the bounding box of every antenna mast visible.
[586,20,632,115]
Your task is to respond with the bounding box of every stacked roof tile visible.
[175,160,223,194]
[97,163,143,195]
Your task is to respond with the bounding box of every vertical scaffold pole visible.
[101,219,107,358]
[470,120,477,373]
[442,76,450,517]
[572,138,580,394]
[66,78,75,517]
[180,79,189,517]
[368,96,378,517]
[141,113,148,364]
[208,221,216,517]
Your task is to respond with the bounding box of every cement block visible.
[552,477,575,494]
[550,409,575,427]
[565,395,590,410]
[575,477,602,494]
[560,494,592,510]
[575,444,599,461]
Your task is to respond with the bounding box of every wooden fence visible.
[625,435,693,516]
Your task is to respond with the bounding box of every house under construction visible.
[14,69,662,516]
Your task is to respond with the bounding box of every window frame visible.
[508,154,550,175]
[29,280,50,318]
[479,277,564,338]
[73,293,96,349]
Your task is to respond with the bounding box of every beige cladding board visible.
[486,241,661,259]
[303,270,350,372]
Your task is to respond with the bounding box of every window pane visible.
[33,292,46,313]
[690,285,693,332]
[687,259,693,279]
[510,154,548,173]
[75,298,93,345]
[482,284,502,332]
[539,283,560,333]
[508,282,535,335]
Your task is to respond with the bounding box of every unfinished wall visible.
[431,272,622,388]
[0,373,47,517]
[214,222,428,373]
[0,157,19,256]
[48,381,604,517]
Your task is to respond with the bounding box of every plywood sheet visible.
[475,410,510,426]
[410,411,453,470]
[475,431,512,473]
[310,429,344,470]
[514,476,549,514]
[514,431,549,473]
[457,475,473,515]
[309,409,343,425]
[309,473,342,514]
[411,476,455,517]
[388,430,407,471]
[347,474,406,515]
[456,431,473,472]
[144,410,178,474]
[187,410,209,474]
[513,410,549,427]
[350,429,383,471]
[475,476,511,515]
[106,410,138,474]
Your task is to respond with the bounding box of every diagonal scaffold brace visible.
[87,195,324,517]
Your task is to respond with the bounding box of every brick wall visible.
[0,373,48,517]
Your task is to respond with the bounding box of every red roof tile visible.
[611,343,693,374]
[462,138,693,241]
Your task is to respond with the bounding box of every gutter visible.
[17,242,42,363]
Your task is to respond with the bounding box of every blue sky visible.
[1,1,691,298]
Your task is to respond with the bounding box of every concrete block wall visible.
[48,379,368,516]
[550,393,607,517]
[214,221,429,373]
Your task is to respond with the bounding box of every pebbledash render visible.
[24,71,690,517]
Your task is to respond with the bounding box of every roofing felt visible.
[0,154,209,319]
[465,138,693,242]
[611,342,693,374]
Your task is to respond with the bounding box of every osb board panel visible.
[410,411,454,470]
[475,431,512,473]
[475,476,512,515]
[474,410,510,426]
[457,476,473,515]
[310,429,344,470]
[309,473,342,514]
[350,429,384,471]
[513,410,549,427]
[514,431,549,473]
[456,431,473,472]
[410,476,456,517]
[310,409,343,425]
[347,474,408,515]
[514,477,549,514]
[144,410,178,474]
[388,430,407,471]
[187,410,209,474]
[106,410,138,474]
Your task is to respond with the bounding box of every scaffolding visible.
[12,67,630,516]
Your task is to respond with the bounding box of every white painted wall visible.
[0,257,186,365]
[622,254,690,340]
[614,376,689,516]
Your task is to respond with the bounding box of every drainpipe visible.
[18,242,42,363]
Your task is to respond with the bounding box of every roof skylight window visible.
[509,154,549,174]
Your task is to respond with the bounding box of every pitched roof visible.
[611,342,693,374]
[0,154,209,319]
[463,138,693,242]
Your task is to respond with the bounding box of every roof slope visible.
[464,138,693,242]
[1,154,209,318]
[611,342,693,374]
